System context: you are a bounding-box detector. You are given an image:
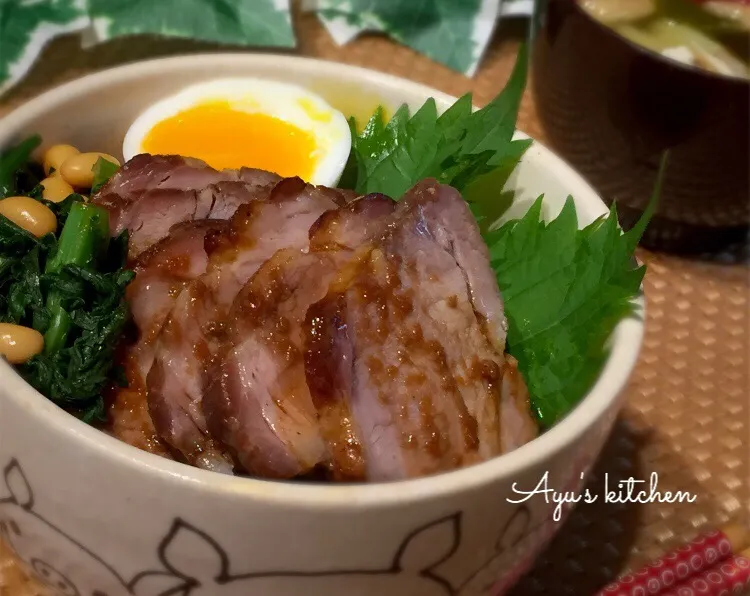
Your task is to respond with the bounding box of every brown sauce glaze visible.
[105,352,173,459]
[304,293,366,480]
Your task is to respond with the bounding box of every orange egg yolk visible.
[141,100,317,178]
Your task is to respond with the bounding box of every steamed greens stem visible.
[43,202,110,354]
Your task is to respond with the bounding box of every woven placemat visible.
[1,12,748,596]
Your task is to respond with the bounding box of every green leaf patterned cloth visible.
[88,0,295,47]
[312,0,534,75]
[0,0,533,97]
[0,0,90,96]
[0,0,295,96]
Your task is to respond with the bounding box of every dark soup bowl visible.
[532,0,750,254]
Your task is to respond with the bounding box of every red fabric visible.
[598,530,735,596]
[662,553,750,596]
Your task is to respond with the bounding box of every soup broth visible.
[580,0,750,78]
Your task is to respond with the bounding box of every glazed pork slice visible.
[204,249,336,478]
[304,179,535,481]
[127,219,228,382]
[200,177,349,307]
[203,194,396,478]
[94,153,281,203]
[92,154,282,259]
[95,154,231,198]
[108,220,227,460]
[146,177,344,471]
[123,180,279,259]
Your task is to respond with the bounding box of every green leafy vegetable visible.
[91,157,119,194]
[41,193,86,229]
[20,265,133,420]
[0,135,42,198]
[0,135,132,422]
[43,202,111,354]
[0,214,41,261]
[344,45,529,200]
[463,138,532,232]
[0,217,52,328]
[0,196,132,422]
[484,169,659,427]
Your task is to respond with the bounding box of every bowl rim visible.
[0,52,646,508]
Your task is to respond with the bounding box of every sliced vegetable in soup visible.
[581,0,750,77]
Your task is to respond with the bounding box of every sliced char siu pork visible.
[203,180,536,481]
[203,194,397,478]
[145,177,345,472]
[102,154,537,480]
[110,220,227,456]
[126,219,228,385]
[304,179,537,481]
[94,154,233,197]
[92,154,282,260]
[108,219,225,459]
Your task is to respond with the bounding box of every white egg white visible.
[122,78,352,187]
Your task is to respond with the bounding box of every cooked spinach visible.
[19,264,133,420]
[0,136,133,422]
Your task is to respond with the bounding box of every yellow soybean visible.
[0,196,56,237]
[40,174,75,203]
[43,144,80,176]
[60,152,120,188]
[0,323,44,364]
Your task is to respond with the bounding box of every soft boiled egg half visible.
[122,78,351,186]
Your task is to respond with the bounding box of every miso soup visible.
[580,0,750,78]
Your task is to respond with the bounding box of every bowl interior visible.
[0,54,645,505]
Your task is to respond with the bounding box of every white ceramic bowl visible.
[0,54,644,596]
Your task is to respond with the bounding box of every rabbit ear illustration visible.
[3,459,33,510]
[495,505,531,554]
[393,513,461,573]
[157,519,229,586]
